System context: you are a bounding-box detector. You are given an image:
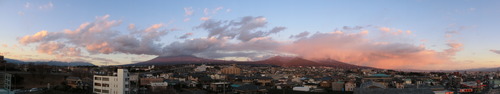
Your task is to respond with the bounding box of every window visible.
[125,84,129,88]
[103,78,110,81]
[102,90,109,93]
[94,89,101,92]
[102,83,109,87]
[95,77,101,80]
[94,83,101,86]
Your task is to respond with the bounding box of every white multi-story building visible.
[94,69,130,94]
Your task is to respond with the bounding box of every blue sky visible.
[1,0,499,69]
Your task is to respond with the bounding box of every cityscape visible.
[1,0,500,94]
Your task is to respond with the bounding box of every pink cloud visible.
[183,18,190,22]
[200,17,210,21]
[184,7,194,16]
[490,49,500,55]
[281,30,460,70]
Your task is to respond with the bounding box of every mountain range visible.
[3,58,95,66]
[133,55,378,69]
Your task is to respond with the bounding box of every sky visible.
[1,0,500,70]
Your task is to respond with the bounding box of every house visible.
[257,77,273,86]
[139,78,164,86]
[319,81,331,88]
[233,84,267,94]
[345,81,356,91]
[209,82,231,93]
[331,81,344,91]
[66,77,83,88]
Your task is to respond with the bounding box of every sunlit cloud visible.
[38,2,53,9]
[200,17,210,21]
[184,18,191,22]
[184,7,194,16]
[491,49,500,55]
[282,28,460,70]
[179,32,193,39]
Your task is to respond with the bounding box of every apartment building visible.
[93,69,130,94]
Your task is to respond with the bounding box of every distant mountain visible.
[255,56,378,69]
[132,55,229,65]
[4,58,95,66]
[254,56,324,67]
[461,67,500,72]
[134,55,377,69]
[315,59,377,69]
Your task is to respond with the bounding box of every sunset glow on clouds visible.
[2,0,500,70]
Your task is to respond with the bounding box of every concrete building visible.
[0,56,11,94]
[93,69,130,94]
[221,64,241,75]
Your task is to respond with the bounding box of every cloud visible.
[18,15,169,56]
[38,2,53,9]
[203,8,209,15]
[378,27,412,36]
[179,33,193,39]
[200,17,210,21]
[19,30,51,45]
[197,16,285,42]
[491,50,500,55]
[379,27,391,32]
[281,27,460,70]
[184,7,194,16]
[161,16,287,59]
[202,7,226,15]
[161,37,284,60]
[36,41,81,57]
[17,11,25,16]
[213,6,224,14]
[444,43,463,55]
[25,2,31,8]
[289,31,310,39]
[183,18,190,22]
[18,15,462,69]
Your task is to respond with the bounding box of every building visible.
[139,78,164,86]
[345,81,356,91]
[194,64,211,72]
[66,77,83,88]
[0,56,11,93]
[257,77,273,86]
[93,69,130,94]
[331,81,344,91]
[221,64,241,75]
[209,82,231,93]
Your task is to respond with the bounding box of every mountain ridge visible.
[134,55,378,69]
[3,58,96,66]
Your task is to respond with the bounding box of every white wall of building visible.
[94,69,130,94]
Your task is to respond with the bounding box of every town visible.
[1,55,500,94]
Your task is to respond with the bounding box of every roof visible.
[354,88,434,94]
[360,81,387,89]
[370,74,391,77]
[233,84,265,91]
[67,76,81,80]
